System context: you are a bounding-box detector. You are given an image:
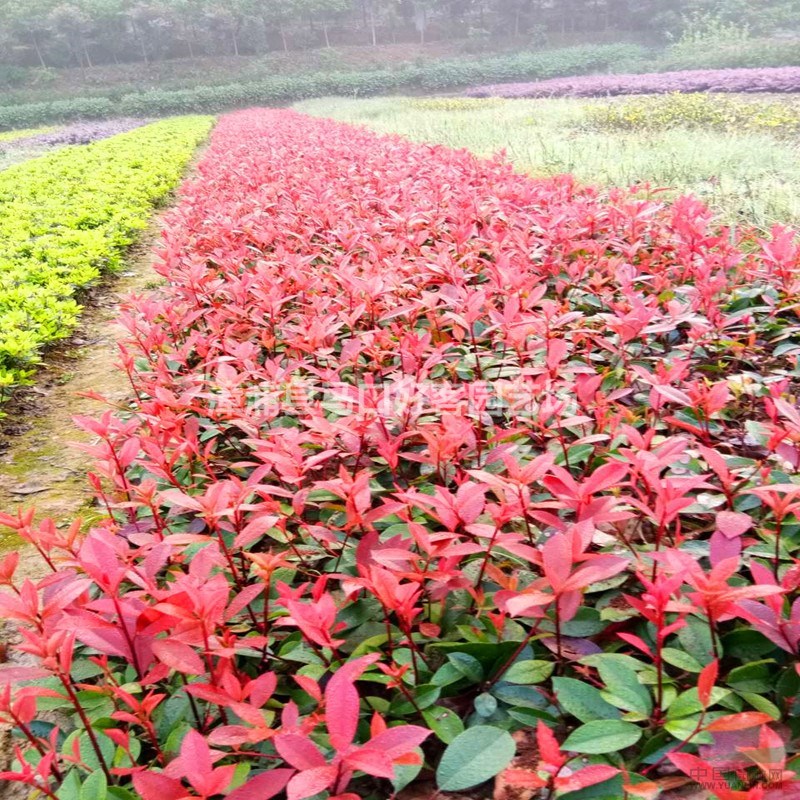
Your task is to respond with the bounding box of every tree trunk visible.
[369,8,377,46]
[280,25,288,52]
[82,39,93,68]
[134,21,149,65]
[30,29,47,68]
[71,41,83,70]
[323,24,331,48]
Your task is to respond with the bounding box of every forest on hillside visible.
[1,0,799,70]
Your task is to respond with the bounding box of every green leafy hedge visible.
[657,36,800,72]
[0,115,213,393]
[0,44,640,129]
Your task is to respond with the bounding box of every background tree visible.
[0,0,56,67]
[0,0,798,69]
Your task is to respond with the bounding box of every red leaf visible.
[152,639,205,676]
[178,729,212,776]
[274,734,326,770]
[343,747,395,779]
[132,772,189,800]
[324,654,379,752]
[502,769,547,790]
[653,385,693,406]
[286,766,338,800]
[715,511,753,539]
[536,721,563,769]
[617,632,653,657]
[363,724,431,759]
[698,659,718,708]
[705,712,774,732]
[555,764,620,792]
[227,769,293,800]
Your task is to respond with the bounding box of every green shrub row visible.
[0,115,213,393]
[656,36,800,71]
[0,44,640,129]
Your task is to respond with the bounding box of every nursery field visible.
[297,93,800,230]
[0,116,212,397]
[1,106,800,800]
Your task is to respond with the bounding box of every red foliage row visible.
[2,108,800,799]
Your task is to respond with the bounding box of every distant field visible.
[296,94,800,229]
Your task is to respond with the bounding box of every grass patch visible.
[0,126,54,143]
[297,94,800,228]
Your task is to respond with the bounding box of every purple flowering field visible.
[0,118,149,152]
[466,66,800,99]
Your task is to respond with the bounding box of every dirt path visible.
[0,227,163,570]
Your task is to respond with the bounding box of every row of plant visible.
[467,65,800,99]
[0,119,150,152]
[3,34,799,130]
[0,115,213,395]
[0,44,640,130]
[3,108,800,799]
[585,92,800,137]
[655,35,800,73]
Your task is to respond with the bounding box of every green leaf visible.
[737,691,781,719]
[80,770,107,800]
[70,660,106,681]
[436,726,516,791]
[106,789,138,800]
[552,677,621,723]
[777,667,800,704]
[423,706,465,744]
[666,687,730,720]
[562,720,642,754]
[503,660,554,685]
[62,731,115,775]
[475,693,498,717]
[664,715,715,744]
[507,707,558,726]
[726,661,775,693]
[492,683,549,710]
[677,617,715,666]
[428,641,521,672]
[432,662,466,687]
[392,748,424,793]
[56,770,82,800]
[391,683,441,715]
[447,652,484,683]
[560,607,606,637]
[559,773,624,799]
[661,647,703,673]
[598,660,652,716]
[720,629,777,660]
